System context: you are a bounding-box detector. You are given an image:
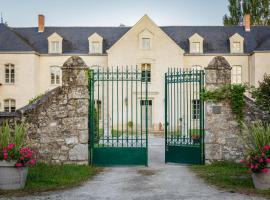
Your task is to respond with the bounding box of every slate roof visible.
[1,23,270,54]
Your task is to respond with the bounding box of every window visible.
[140,100,152,106]
[191,42,200,53]
[192,99,200,120]
[191,65,203,71]
[141,64,151,82]
[50,66,61,85]
[4,99,16,112]
[51,41,60,53]
[91,42,100,53]
[231,65,242,83]
[142,38,150,49]
[5,64,15,84]
[232,42,241,53]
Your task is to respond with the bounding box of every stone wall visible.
[0,56,89,164]
[204,56,244,162]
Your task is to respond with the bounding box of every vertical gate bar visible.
[136,66,138,146]
[126,66,129,147]
[165,71,168,163]
[131,65,133,147]
[183,69,186,143]
[170,68,173,142]
[140,67,143,147]
[173,68,176,140]
[117,67,119,146]
[97,69,100,147]
[145,64,148,166]
[102,68,105,146]
[189,69,191,145]
[107,68,109,145]
[168,68,170,141]
[122,66,124,147]
[192,69,195,146]
[111,67,114,147]
[179,68,182,145]
[89,69,94,164]
[176,68,179,141]
[200,70,205,164]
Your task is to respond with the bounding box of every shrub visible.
[252,74,270,113]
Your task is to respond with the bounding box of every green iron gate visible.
[165,68,205,164]
[89,67,148,166]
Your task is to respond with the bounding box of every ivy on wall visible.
[202,84,246,124]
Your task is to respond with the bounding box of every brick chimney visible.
[38,15,45,33]
[244,14,251,32]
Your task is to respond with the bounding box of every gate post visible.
[61,56,89,164]
[204,56,239,162]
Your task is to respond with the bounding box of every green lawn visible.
[0,163,101,196]
[190,161,270,198]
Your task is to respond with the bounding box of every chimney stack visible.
[38,14,45,33]
[244,14,251,32]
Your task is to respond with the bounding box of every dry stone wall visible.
[0,56,89,164]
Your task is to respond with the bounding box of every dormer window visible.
[191,42,200,53]
[47,32,63,54]
[51,41,60,53]
[232,42,241,53]
[142,38,150,49]
[229,33,244,54]
[189,33,204,54]
[90,41,101,54]
[88,33,103,54]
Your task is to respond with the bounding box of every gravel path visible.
[2,134,265,200]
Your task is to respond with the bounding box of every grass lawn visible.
[0,162,102,196]
[190,161,270,198]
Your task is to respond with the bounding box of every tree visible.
[223,0,270,25]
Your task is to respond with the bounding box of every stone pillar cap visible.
[62,56,87,69]
[205,56,232,70]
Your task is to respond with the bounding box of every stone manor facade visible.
[1,14,270,130]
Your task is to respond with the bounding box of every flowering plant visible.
[0,122,36,167]
[0,144,36,167]
[245,145,270,174]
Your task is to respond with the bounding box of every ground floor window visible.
[231,65,242,84]
[141,64,151,83]
[4,99,16,112]
[192,99,200,119]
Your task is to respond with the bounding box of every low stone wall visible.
[0,56,89,164]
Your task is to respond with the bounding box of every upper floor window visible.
[5,63,15,84]
[51,66,61,85]
[191,42,200,53]
[4,99,16,112]
[141,63,151,82]
[48,32,63,54]
[91,42,101,54]
[232,42,241,53]
[88,33,103,54]
[142,38,150,49]
[229,33,244,54]
[51,41,60,53]
[231,65,242,84]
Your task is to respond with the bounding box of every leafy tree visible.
[224,0,270,25]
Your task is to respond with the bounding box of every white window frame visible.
[142,38,151,50]
[192,99,200,120]
[191,42,201,53]
[51,41,60,53]
[5,63,15,84]
[91,41,101,54]
[4,99,16,112]
[50,66,61,85]
[232,42,241,53]
[231,65,242,84]
[141,63,151,83]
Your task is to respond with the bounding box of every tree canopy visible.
[223,0,270,25]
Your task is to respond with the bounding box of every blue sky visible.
[0,0,229,27]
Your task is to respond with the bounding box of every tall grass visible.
[13,122,26,150]
[241,121,270,153]
[0,122,11,149]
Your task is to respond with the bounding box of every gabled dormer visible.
[139,29,154,50]
[189,33,204,54]
[229,33,244,54]
[47,32,63,54]
[88,33,103,54]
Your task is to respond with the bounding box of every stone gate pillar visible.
[61,56,89,164]
[204,56,243,162]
